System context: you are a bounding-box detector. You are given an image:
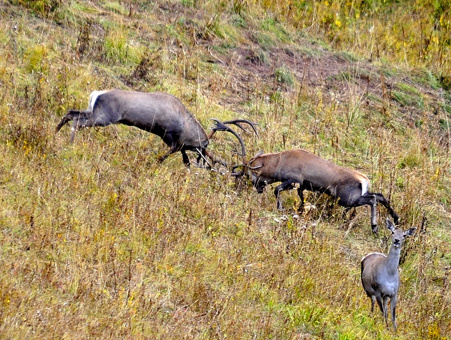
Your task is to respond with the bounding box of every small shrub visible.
[103,27,142,64]
[274,66,294,86]
[24,45,49,73]
[399,152,422,169]
[254,32,274,50]
[9,0,61,16]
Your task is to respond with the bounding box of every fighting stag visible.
[56,90,257,167]
[232,148,399,233]
[361,219,416,331]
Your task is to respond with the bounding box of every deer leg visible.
[351,193,379,233]
[375,295,384,315]
[56,110,81,133]
[70,118,78,143]
[66,110,115,143]
[370,195,378,233]
[374,193,399,225]
[158,144,178,164]
[370,295,376,313]
[297,186,305,211]
[180,150,190,167]
[195,148,210,168]
[390,295,398,332]
[67,111,97,143]
[342,207,350,220]
[56,110,86,142]
[342,207,357,220]
[274,180,297,210]
[382,296,390,328]
[196,151,206,168]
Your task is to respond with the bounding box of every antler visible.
[222,119,259,137]
[248,151,264,165]
[208,119,258,140]
[231,150,263,177]
[209,119,260,174]
[231,164,245,177]
[210,119,246,157]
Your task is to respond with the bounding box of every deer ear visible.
[385,218,396,233]
[404,228,416,237]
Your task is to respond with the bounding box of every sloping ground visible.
[0,1,450,339]
[143,1,451,148]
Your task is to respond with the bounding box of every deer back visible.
[95,90,209,148]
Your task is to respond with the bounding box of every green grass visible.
[0,0,450,339]
[274,66,295,86]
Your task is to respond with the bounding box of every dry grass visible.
[0,0,450,339]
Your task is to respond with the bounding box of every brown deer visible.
[232,149,399,233]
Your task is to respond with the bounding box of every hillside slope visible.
[0,1,449,338]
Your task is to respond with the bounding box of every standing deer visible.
[361,219,416,332]
[232,148,399,233]
[56,89,257,167]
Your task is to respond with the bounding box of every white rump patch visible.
[361,178,369,196]
[354,171,370,196]
[88,90,108,111]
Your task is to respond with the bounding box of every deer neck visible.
[385,244,401,275]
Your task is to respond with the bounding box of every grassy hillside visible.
[0,0,450,338]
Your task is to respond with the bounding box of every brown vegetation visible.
[0,0,449,338]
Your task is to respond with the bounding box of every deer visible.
[361,219,416,332]
[231,148,399,233]
[56,89,257,167]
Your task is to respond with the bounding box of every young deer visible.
[361,219,416,331]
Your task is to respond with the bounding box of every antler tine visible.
[222,119,259,137]
[211,119,246,158]
[248,164,263,170]
[249,151,264,165]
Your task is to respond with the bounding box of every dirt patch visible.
[208,39,450,141]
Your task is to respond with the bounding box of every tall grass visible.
[249,0,451,84]
[0,0,449,338]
